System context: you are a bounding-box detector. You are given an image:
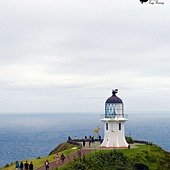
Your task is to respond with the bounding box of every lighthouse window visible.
[106,123,108,130]
[119,123,121,130]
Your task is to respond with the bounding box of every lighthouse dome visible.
[106,89,123,104]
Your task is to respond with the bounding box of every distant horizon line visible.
[0,110,170,115]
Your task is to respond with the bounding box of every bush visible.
[126,136,134,144]
[4,164,10,167]
[65,150,132,170]
[133,162,149,170]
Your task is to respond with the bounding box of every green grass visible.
[2,143,170,170]
[0,154,55,170]
[0,144,79,170]
[59,144,170,170]
[120,144,168,169]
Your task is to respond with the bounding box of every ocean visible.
[0,112,170,167]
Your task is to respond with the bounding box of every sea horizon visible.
[0,112,170,167]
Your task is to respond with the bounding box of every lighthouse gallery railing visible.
[100,114,128,119]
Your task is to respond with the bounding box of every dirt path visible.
[36,148,92,170]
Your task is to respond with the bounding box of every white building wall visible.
[100,120,128,148]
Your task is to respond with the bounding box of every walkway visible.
[36,148,92,170]
[36,141,140,170]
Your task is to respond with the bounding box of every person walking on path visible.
[29,162,33,170]
[24,161,29,170]
[20,161,23,170]
[55,153,60,165]
[67,155,70,161]
[36,149,92,170]
[15,161,20,170]
[45,160,49,170]
[61,153,65,163]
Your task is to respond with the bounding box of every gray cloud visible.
[0,0,169,113]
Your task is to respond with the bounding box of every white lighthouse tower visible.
[100,89,128,148]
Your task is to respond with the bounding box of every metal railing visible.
[100,114,128,120]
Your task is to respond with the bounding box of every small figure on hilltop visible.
[15,161,19,170]
[99,135,101,141]
[19,161,23,170]
[89,140,91,147]
[68,136,71,141]
[91,136,94,143]
[128,144,131,149]
[45,160,49,170]
[55,153,60,165]
[83,140,86,147]
[61,153,65,163]
[29,162,33,170]
[24,161,29,170]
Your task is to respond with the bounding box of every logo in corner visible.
[139,0,164,4]
[140,0,148,3]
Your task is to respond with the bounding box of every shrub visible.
[133,162,149,170]
[126,136,134,144]
[4,164,10,167]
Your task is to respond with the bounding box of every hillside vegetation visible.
[60,144,170,170]
[0,143,79,170]
[1,142,170,170]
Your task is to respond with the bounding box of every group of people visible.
[54,153,66,165]
[44,152,66,170]
[69,135,102,147]
[15,161,33,170]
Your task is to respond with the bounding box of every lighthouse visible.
[100,89,128,148]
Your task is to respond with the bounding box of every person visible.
[45,160,49,170]
[99,135,101,141]
[61,153,65,163]
[89,140,91,147]
[29,162,33,170]
[83,140,86,147]
[128,144,131,149]
[15,161,20,170]
[67,155,70,161]
[24,161,29,170]
[91,136,94,143]
[20,161,23,170]
[100,139,103,144]
[55,153,60,165]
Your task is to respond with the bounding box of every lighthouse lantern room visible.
[100,89,128,148]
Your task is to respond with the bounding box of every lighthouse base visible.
[100,146,128,149]
[100,118,128,148]
[100,142,128,148]
[100,131,128,148]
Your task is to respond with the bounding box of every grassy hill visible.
[0,142,79,170]
[60,144,170,170]
[1,142,170,170]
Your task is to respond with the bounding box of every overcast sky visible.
[0,0,169,113]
